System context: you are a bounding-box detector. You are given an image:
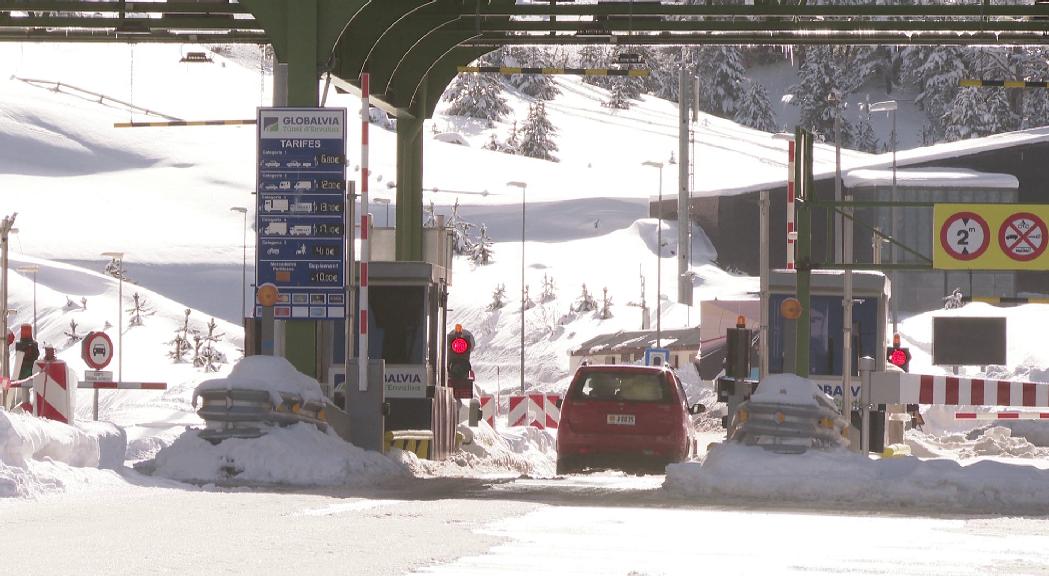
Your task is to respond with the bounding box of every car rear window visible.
[572,372,671,403]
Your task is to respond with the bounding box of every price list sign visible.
[256,108,347,319]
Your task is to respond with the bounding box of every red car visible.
[556,364,705,474]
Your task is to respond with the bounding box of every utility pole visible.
[793,128,813,378]
[677,68,692,307]
[1,213,17,382]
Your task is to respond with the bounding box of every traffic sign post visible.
[934,204,1049,270]
[256,108,347,320]
[81,332,114,370]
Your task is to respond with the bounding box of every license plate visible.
[607,414,636,425]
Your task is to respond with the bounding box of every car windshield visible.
[574,372,670,403]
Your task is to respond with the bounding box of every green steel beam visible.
[465,32,1049,47]
[363,3,463,104]
[0,14,264,29]
[494,19,1049,34]
[500,4,1049,18]
[0,1,251,13]
[332,0,435,83]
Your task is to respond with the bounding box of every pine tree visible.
[540,273,557,303]
[443,72,510,127]
[572,284,598,313]
[447,199,476,255]
[733,80,778,132]
[517,101,559,162]
[505,47,561,100]
[64,320,81,343]
[598,287,614,320]
[943,87,1012,142]
[168,309,193,363]
[488,284,507,311]
[522,286,536,311]
[789,46,848,139]
[696,46,746,118]
[469,224,495,265]
[853,106,880,153]
[902,46,969,140]
[577,46,612,89]
[193,318,226,372]
[603,78,632,110]
[424,200,436,228]
[126,292,154,328]
[505,120,520,152]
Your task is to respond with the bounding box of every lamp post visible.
[374,198,391,227]
[870,100,898,334]
[508,181,527,394]
[15,265,38,336]
[642,161,664,348]
[229,207,248,323]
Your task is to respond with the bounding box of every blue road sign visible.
[256,107,347,319]
[644,347,672,367]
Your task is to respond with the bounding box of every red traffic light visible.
[889,348,908,367]
[451,337,470,355]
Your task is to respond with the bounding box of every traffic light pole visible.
[793,127,811,379]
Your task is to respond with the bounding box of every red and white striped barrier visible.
[478,395,496,427]
[956,411,1049,420]
[507,393,562,429]
[77,381,167,390]
[34,358,73,423]
[786,139,796,271]
[871,373,1049,407]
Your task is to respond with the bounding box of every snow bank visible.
[0,411,128,498]
[666,442,1049,513]
[152,423,407,486]
[399,422,557,478]
[194,356,325,407]
[749,373,823,407]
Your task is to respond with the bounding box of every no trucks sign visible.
[934,204,1049,270]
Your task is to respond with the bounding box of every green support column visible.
[395,83,426,261]
[285,0,319,106]
[794,127,813,378]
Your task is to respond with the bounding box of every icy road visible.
[2,473,1048,576]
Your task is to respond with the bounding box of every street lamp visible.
[507,180,527,394]
[229,207,248,323]
[642,161,664,348]
[373,198,391,227]
[15,265,38,336]
[869,100,898,333]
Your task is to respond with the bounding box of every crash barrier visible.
[193,388,327,443]
[5,357,74,423]
[478,395,496,427]
[870,372,1049,408]
[507,393,561,429]
[955,411,1049,420]
[385,430,432,459]
[730,396,850,455]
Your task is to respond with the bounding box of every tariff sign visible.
[934,204,1049,270]
[998,212,1047,262]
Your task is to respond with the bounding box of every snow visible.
[844,167,1019,189]
[152,423,407,486]
[666,442,1049,514]
[749,373,823,407]
[194,355,326,407]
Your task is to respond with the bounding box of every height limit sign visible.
[935,204,1049,270]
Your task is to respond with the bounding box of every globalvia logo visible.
[263,116,280,132]
[385,373,423,384]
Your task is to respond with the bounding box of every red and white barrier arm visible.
[2,372,40,390]
[871,372,1049,407]
[955,411,1049,420]
[77,381,167,390]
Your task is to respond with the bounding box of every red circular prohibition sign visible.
[998,212,1047,262]
[940,212,989,261]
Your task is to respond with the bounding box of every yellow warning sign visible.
[934,204,1049,270]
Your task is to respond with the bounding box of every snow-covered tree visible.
[504,47,561,100]
[424,200,436,228]
[733,80,778,132]
[902,46,969,139]
[696,46,745,118]
[64,320,81,343]
[517,101,559,162]
[789,46,850,141]
[443,72,510,127]
[193,318,226,372]
[852,106,880,154]
[103,257,129,281]
[488,284,507,311]
[126,292,154,328]
[943,87,1013,142]
[598,287,613,320]
[603,77,633,110]
[572,284,598,313]
[522,286,536,311]
[540,273,557,303]
[469,224,495,265]
[447,199,476,255]
[168,309,193,363]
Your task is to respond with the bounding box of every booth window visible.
[768,294,878,376]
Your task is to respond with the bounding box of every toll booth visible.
[245,222,458,459]
[767,269,890,396]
